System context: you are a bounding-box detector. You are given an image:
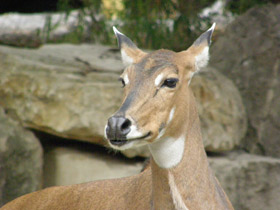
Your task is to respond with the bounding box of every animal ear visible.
[191,23,215,70]
[113,26,146,66]
[181,23,216,72]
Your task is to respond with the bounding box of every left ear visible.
[192,23,215,70]
[113,26,147,67]
[179,23,216,72]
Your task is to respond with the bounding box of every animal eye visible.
[161,78,178,88]
[119,78,125,87]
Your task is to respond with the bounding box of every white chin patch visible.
[108,125,148,151]
[109,140,136,151]
[127,125,143,139]
[110,140,148,151]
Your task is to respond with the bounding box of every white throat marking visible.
[149,136,185,169]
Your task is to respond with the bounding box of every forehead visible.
[134,49,177,75]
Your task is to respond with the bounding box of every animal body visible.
[1,23,234,210]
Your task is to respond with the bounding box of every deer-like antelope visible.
[1,23,234,210]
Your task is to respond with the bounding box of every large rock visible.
[0,154,4,205]
[0,44,123,146]
[43,143,144,187]
[0,44,246,156]
[191,68,247,152]
[209,151,280,210]
[210,4,280,157]
[0,108,43,206]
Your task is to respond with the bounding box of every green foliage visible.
[118,0,215,51]
[55,0,274,50]
[54,0,216,50]
[226,0,272,14]
[56,0,113,45]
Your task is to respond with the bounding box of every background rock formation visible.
[210,4,280,158]
[191,68,247,152]
[0,44,123,145]
[209,151,280,210]
[42,140,144,187]
[0,108,43,206]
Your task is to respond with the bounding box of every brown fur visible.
[1,28,234,210]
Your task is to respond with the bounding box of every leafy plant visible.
[226,0,273,14]
[56,0,112,45]
[117,0,215,51]
[54,0,274,50]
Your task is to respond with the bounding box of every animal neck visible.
[148,90,225,210]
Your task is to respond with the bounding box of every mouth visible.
[109,132,151,147]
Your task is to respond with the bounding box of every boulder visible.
[0,108,43,206]
[209,151,280,210]
[0,156,4,205]
[0,44,246,156]
[0,44,123,146]
[43,143,144,187]
[210,4,280,157]
[191,68,247,152]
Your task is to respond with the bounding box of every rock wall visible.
[43,143,144,187]
[0,44,123,146]
[209,152,280,210]
[0,108,43,206]
[210,4,280,158]
[191,68,247,152]
[207,4,280,209]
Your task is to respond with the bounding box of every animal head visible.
[105,24,215,150]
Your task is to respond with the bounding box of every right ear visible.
[113,26,146,66]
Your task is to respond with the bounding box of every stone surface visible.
[209,151,280,210]
[0,44,246,156]
[0,108,43,206]
[0,154,4,206]
[43,143,144,187]
[191,68,247,152]
[0,11,93,47]
[209,4,280,157]
[0,44,123,146]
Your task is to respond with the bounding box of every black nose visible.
[106,116,131,140]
